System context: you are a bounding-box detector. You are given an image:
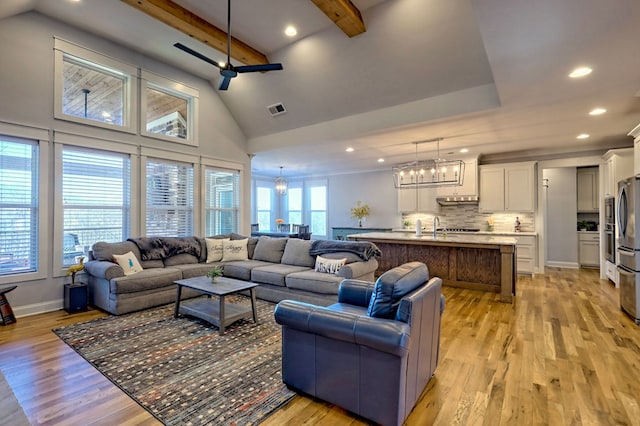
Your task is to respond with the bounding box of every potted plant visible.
[206,266,224,283]
[403,219,411,229]
[66,257,86,286]
[350,201,371,227]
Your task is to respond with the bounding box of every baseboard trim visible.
[545,261,580,269]
[13,299,63,318]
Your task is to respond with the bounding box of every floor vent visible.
[267,103,287,116]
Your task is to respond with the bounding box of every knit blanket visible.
[127,236,202,261]
[309,240,381,261]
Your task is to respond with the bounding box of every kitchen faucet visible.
[433,216,440,238]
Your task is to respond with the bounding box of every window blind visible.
[204,167,239,236]
[62,147,130,266]
[146,159,194,237]
[0,137,38,276]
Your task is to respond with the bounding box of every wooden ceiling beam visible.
[311,0,366,37]
[120,0,270,65]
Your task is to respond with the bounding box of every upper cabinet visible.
[629,124,640,176]
[479,162,537,212]
[577,167,599,212]
[603,148,633,198]
[436,158,478,198]
[397,187,438,212]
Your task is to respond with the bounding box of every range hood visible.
[436,195,479,206]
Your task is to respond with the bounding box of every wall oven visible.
[605,196,615,263]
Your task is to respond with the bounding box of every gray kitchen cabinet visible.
[579,232,600,267]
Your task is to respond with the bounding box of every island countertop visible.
[349,232,516,303]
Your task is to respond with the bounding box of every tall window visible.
[62,147,130,266]
[0,137,38,276]
[308,181,328,238]
[287,185,302,224]
[205,168,239,236]
[146,160,194,237]
[256,184,273,231]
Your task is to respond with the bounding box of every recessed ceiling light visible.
[377,158,384,163]
[569,67,592,78]
[459,148,469,153]
[345,147,354,152]
[576,133,590,139]
[589,108,607,116]
[218,61,226,68]
[284,26,297,37]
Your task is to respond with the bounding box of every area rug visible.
[53,296,295,425]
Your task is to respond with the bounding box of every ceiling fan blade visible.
[218,75,232,91]
[235,63,283,73]
[174,42,222,69]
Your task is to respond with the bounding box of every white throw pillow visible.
[205,237,229,263]
[222,239,249,262]
[315,256,347,274]
[112,251,144,276]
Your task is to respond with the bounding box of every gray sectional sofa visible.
[84,234,380,315]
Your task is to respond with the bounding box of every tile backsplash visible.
[402,205,535,233]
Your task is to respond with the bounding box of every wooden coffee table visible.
[174,276,258,335]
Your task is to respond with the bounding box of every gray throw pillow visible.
[281,239,314,267]
[252,236,288,263]
[367,262,429,319]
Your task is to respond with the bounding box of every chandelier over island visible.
[392,138,465,188]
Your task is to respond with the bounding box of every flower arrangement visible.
[66,257,86,286]
[350,201,371,227]
[206,266,224,282]
[487,217,495,232]
[275,218,284,224]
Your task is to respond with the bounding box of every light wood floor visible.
[1,268,639,425]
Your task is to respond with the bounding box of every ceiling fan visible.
[174,0,283,90]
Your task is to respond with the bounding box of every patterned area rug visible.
[53,296,295,425]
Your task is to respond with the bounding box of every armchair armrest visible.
[274,300,410,357]
[84,260,124,280]
[338,279,374,307]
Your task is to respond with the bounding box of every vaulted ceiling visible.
[2,0,639,178]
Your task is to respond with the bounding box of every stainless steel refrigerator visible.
[617,176,640,324]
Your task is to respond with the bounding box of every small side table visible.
[0,285,17,325]
[64,283,88,313]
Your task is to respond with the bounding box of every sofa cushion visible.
[205,237,229,263]
[367,262,429,319]
[140,259,164,269]
[109,267,182,294]
[253,236,288,263]
[92,241,141,262]
[281,239,314,267]
[251,264,311,287]
[223,260,272,281]
[112,251,144,276]
[222,239,249,262]
[164,253,199,266]
[315,256,347,274]
[172,262,221,279]
[285,270,343,295]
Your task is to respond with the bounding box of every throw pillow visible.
[367,262,429,319]
[205,237,229,263]
[314,256,347,274]
[112,251,144,276]
[253,236,288,263]
[222,238,249,262]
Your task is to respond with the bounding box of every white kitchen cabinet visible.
[436,158,478,198]
[630,123,640,176]
[514,235,537,275]
[579,232,600,267]
[603,148,633,198]
[577,167,598,212]
[479,162,536,212]
[397,187,438,212]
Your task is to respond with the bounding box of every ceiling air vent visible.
[267,103,287,116]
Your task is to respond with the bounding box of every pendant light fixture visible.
[275,166,288,195]
[392,138,465,188]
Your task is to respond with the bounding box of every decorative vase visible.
[358,219,362,227]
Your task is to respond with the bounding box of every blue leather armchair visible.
[274,262,444,426]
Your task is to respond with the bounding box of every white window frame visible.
[53,38,138,134]
[52,133,139,276]
[201,158,243,236]
[306,179,328,239]
[140,70,199,146]
[141,147,199,237]
[253,179,277,231]
[285,181,303,225]
[0,123,49,285]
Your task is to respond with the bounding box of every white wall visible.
[328,170,401,233]
[0,12,250,316]
[544,167,579,267]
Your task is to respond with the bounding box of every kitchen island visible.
[348,232,517,303]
